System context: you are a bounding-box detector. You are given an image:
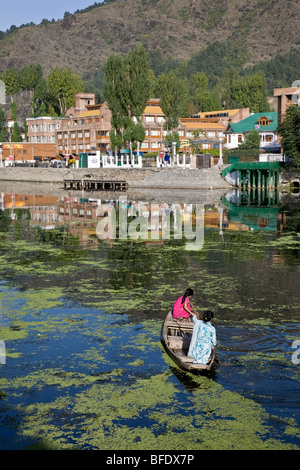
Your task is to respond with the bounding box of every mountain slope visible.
[0,0,299,77]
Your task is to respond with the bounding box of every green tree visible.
[123,45,154,119]
[10,121,21,142]
[47,67,84,116]
[20,64,43,92]
[155,71,187,131]
[104,46,153,154]
[11,101,17,121]
[32,77,49,116]
[0,106,7,141]
[215,69,269,112]
[20,64,45,114]
[0,68,20,101]
[278,105,300,169]
[189,72,221,112]
[104,53,126,153]
[246,73,269,113]
[239,129,261,149]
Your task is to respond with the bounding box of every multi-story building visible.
[56,102,112,157]
[139,98,166,153]
[27,116,61,145]
[274,81,300,122]
[224,112,278,150]
[25,93,255,159]
[192,108,251,126]
[179,117,227,151]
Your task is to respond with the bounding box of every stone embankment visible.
[0,166,231,190]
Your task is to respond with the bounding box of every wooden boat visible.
[161,311,215,372]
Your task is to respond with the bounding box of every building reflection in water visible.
[0,188,291,249]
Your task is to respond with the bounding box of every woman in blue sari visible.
[188,310,216,364]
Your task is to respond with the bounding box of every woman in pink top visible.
[172,288,194,318]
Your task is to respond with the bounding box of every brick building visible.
[23,93,255,160]
[0,142,56,164]
[56,102,111,157]
[274,81,300,122]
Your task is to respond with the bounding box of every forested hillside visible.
[0,0,299,123]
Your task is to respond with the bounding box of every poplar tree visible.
[104,53,125,153]
[155,71,187,131]
[0,106,7,141]
[278,105,300,169]
[104,45,153,154]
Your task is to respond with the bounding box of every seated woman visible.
[172,288,194,319]
[188,310,216,364]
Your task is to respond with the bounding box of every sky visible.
[0,0,99,32]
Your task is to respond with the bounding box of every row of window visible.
[226,134,275,143]
[59,207,93,216]
[57,130,110,139]
[30,124,60,132]
[29,136,56,143]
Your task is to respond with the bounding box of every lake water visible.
[0,187,300,450]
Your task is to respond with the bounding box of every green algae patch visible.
[0,326,28,342]
[21,288,64,313]
[13,370,299,450]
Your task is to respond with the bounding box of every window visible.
[257,117,270,126]
[151,130,159,136]
[238,134,243,143]
[145,116,154,122]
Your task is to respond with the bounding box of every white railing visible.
[102,154,142,168]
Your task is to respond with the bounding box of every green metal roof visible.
[228,112,278,133]
[222,161,284,177]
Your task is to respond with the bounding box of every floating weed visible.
[12,369,299,450]
[270,234,300,248]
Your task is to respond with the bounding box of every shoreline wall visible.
[0,167,231,190]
